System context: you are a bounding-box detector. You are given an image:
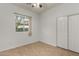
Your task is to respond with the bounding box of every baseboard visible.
[0,40,39,52]
[0,40,56,52]
[40,40,56,47]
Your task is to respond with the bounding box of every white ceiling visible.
[14,3,62,14]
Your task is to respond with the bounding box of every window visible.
[15,14,32,32]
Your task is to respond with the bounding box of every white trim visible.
[40,40,56,47]
[0,40,38,52]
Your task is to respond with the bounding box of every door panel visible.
[69,15,79,53]
[57,17,68,49]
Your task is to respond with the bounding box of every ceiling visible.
[14,3,62,14]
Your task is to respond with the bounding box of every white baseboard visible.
[40,40,56,47]
[0,40,39,52]
[0,40,56,52]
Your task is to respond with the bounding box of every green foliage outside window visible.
[16,15,30,32]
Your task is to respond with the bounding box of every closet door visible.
[57,17,68,49]
[69,15,79,53]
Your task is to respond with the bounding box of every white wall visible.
[40,3,79,46]
[1,3,79,51]
[0,3,39,51]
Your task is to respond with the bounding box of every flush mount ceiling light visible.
[26,3,46,8]
[32,3,43,8]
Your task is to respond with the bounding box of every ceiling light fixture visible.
[32,3,43,8]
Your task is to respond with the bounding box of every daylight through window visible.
[16,14,31,32]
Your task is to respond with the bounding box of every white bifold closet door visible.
[57,16,68,49]
[69,15,79,53]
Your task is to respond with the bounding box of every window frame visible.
[15,13,32,33]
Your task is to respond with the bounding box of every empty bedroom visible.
[0,3,79,56]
